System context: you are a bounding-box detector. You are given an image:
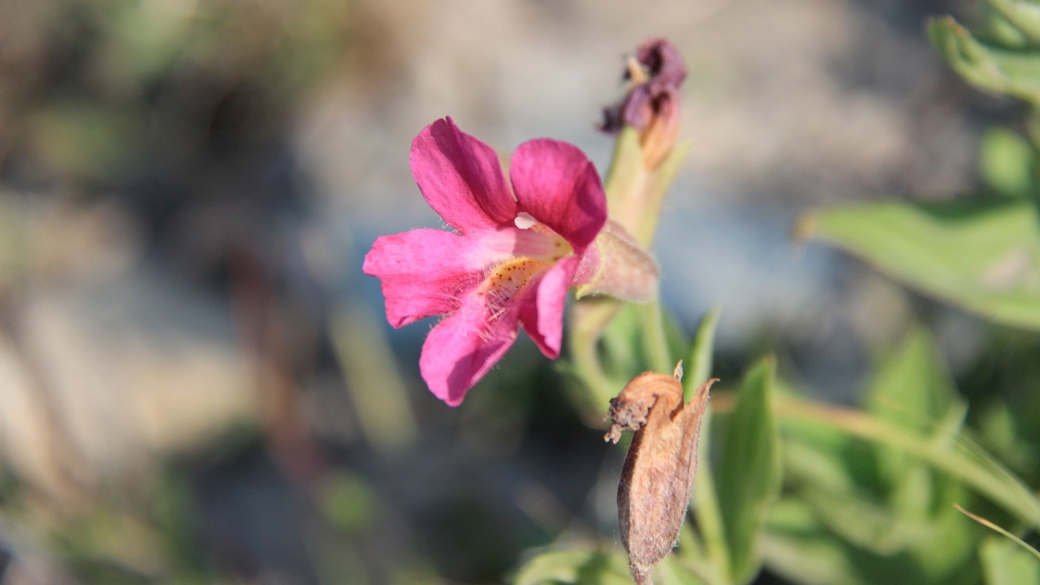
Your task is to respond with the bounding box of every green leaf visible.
[598,302,689,385]
[979,402,1039,474]
[956,504,1040,563]
[690,410,730,585]
[867,327,955,434]
[987,10,1032,49]
[513,549,632,585]
[980,536,1040,585]
[867,326,959,500]
[761,501,868,585]
[798,199,1040,330]
[988,0,1040,47]
[760,533,867,585]
[929,16,1040,106]
[775,395,1040,530]
[655,555,710,585]
[980,127,1034,198]
[715,357,782,584]
[684,307,721,402]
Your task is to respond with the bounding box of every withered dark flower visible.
[606,363,716,585]
[599,39,687,169]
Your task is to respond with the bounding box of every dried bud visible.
[606,364,716,585]
[600,38,687,169]
[573,220,659,302]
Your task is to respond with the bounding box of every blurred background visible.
[0,0,1034,583]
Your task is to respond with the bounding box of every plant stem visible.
[568,298,622,407]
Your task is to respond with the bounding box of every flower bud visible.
[600,39,687,170]
[606,364,716,585]
[573,220,659,302]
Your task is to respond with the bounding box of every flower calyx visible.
[606,362,716,585]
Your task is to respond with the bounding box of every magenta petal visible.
[509,139,607,253]
[363,229,489,328]
[637,38,687,88]
[410,118,517,233]
[518,256,578,359]
[419,292,520,406]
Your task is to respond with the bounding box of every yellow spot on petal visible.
[479,257,553,319]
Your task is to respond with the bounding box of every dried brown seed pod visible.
[605,363,716,585]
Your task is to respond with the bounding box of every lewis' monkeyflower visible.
[363,117,608,406]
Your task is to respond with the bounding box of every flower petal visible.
[509,139,607,253]
[410,117,517,233]
[419,292,520,406]
[637,38,687,89]
[363,229,489,328]
[518,256,578,359]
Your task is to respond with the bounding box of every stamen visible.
[514,212,538,230]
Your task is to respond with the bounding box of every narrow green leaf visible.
[798,199,1040,330]
[774,396,1040,529]
[979,536,1040,585]
[684,307,721,402]
[957,504,1040,562]
[691,410,730,585]
[715,357,782,585]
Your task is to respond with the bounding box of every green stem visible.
[568,298,622,406]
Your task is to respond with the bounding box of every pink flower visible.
[363,118,607,406]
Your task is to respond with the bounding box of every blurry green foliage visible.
[28,101,147,183]
[798,199,1040,330]
[979,536,1040,585]
[513,549,633,585]
[980,127,1034,198]
[801,5,1040,333]
[767,329,983,585]
[929,16,1040,106]
[319,471,381,535]
[14,0,352,183]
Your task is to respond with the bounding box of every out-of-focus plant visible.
[797,7,1040,331]
[3,0,351,186]
[509,22,1040,585]
[0,1,361,583]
